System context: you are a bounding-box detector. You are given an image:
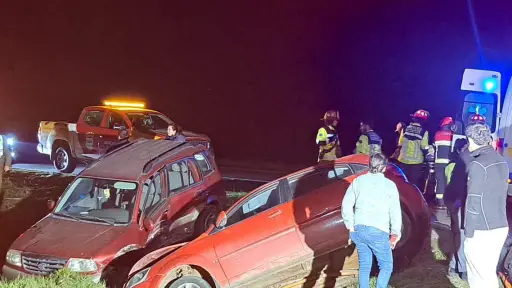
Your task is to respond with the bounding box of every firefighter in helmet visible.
[469,114,486,125]
[397,109,432,187]
[356,119,382,155]
[316,110,340,162]
[434,117,455,207]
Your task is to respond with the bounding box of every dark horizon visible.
[0,0,511,165]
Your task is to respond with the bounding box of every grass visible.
[0,269,105,288]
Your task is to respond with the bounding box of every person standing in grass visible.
[341,153,402,288]
[463,123,509,287]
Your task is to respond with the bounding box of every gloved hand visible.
[390,234,400,249]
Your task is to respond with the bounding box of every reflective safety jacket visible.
[398,123,429,164]
[434,128,453,164]
[316,125,339,161]
[356,130,382,155]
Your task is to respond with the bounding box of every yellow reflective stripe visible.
[435,159,450,164]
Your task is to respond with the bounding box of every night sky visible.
[0,0,511,165]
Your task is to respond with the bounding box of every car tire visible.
[53,145,77,173]
[194,205,219,237]
[168,276,212,288]
[393,208,425,264]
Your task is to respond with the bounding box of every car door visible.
[290,164,356,255]
[138,171,169,244]
[76,108,106,157]
[98,110,129,153]
[165,159,200,224]
[211,179,305,285]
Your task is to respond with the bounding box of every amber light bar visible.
[103,100,145,108]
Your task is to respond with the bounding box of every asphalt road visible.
[10,142,287,182]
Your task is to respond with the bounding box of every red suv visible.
[125,154,430,288]
[2,140,226,284]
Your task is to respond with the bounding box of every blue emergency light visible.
[483,78,498,92]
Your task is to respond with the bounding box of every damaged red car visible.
[125,154,430,288]
[2,140,226,283]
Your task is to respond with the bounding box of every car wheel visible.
[194,205,219,237]
[53,145,77,173]
[168,276,212,288]
[393,208,424,263]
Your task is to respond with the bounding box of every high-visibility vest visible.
[434,129,453,164]
[398,123,429,164]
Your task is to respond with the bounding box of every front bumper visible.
[2,265,101,283]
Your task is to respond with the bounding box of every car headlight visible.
[6,250,22,267]
[66,258,98,272]
[126,268,151,288]
[6,137,14,146]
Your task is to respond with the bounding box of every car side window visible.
[140,172,164,212]
[167,160,195,193]
[351,164,369,174]
[108,112,126,129]
[194,152,213,176]
[289,165,353,199]
[83,110,105,127]
[225,183,283,227]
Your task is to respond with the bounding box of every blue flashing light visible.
[483,78,498,92]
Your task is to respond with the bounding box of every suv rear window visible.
[194,153,213,176]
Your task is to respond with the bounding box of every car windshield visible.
[54,177,139,224]
[126,112,171,133]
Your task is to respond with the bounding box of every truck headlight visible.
[6,250,22,267]
[126,268,151,288]
[66,258,97,272]
[6,137,14,146]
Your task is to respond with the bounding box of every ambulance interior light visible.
[103,100,145,108]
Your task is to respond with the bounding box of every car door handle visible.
[268,210,282,218]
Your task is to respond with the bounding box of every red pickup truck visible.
[37,101,211,173]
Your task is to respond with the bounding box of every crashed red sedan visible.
[125,154,430,288]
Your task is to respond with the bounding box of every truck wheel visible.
[53,146,77,173]
[194,205,219,237]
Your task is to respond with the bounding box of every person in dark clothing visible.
[444,138,470,281]
[165,122,186,141]
[463,123,510,287]
[434,117,455,207]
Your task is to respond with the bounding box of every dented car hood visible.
[11,215,128,259]
[129,242,188,276]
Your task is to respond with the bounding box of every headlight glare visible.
[126,268,151,288]
[6,250,22,267]
[66,258,97,272]
[6,137,14,146]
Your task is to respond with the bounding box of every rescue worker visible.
[0,133,12,194]
[434,117,455,207]
[355,119,382,155]
[316,110,340,162]
[397,109,432,187]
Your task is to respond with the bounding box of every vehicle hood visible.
[11,215,128,259]
[182,130,209,140]
[128,242,188,276]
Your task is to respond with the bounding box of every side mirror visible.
[113,123,126,130]
[143,217,154,231]
[47,199,56,211]
[215,211,227,228]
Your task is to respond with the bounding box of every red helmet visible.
[412,109,429,120]
[321,110,340,121]
[440,117,454,127]
[470,114,486,124]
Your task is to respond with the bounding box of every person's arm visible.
[316,127,328,146]
[389,182,402,239]
[421,131,429,150]
[3,136,12,168]
[341,179,358,232]
[397,129,404,146]
[355,135,368,154]
[464,161,485,237]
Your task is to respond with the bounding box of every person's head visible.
[167,122,182,136]
[465,123,492,152]
[440,117,454,128]
[322,110,339,127]
[411,109,429,125]
[454,138,468,154]
[360,120,374,133]
[369,153,388,174]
